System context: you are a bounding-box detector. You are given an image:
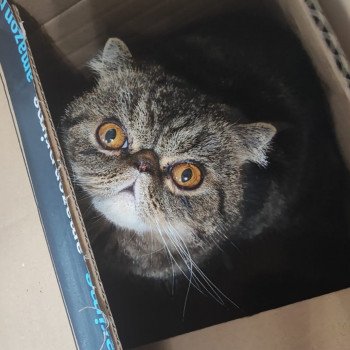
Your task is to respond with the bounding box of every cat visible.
[58,13,350,348]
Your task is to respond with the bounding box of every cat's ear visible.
[89,38,132,76]
[102,38,132,66]
[234,122,277,167]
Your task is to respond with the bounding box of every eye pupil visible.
[97,122,127,150]
[105,128,117,143]
[171,163,202,190]
[181,168,193,183]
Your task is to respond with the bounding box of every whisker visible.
[146,210,240,312]
[80,201,96,217]
[124,230,137,246]
[212,216,243,254]
[164,226,224,305]
[149,216,175,293]
[165,223,194,318]
[152,217,203,295]
[138,246,165,258]
[89,212,107,225]
[166,220,240,309]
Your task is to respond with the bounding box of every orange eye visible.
[97,122,127,150]
[171,163,203,190]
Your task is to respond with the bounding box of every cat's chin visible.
[92,192,155,234]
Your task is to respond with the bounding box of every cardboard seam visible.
[304,0,350,90]
[39,0,84,30]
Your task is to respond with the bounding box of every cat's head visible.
[62,38,276,278]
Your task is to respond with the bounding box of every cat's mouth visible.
[119,181,135,196]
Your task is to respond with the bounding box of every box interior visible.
[14,0,350,348]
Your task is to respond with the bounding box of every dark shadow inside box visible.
[17,0,350,348]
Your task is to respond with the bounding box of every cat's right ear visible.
[233,122,277,167]
[89,38,132,76]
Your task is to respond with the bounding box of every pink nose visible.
[129,149,159,175]
[138,161,151,173]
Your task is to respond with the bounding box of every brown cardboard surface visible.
[136,288,350,350]
[0,66,76,350]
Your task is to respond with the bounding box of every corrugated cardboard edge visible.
[11,5,123,350]
[303,0,350,88]
[318,0,350,65]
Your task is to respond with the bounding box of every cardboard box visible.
[1,0,350,349]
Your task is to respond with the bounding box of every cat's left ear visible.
[90,38,132,76]
[102,38,132,67]
[234,122,277,167]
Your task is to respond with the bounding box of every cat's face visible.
[62,39,275,278]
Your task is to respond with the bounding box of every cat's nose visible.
[138,160,151,173]
[131,149,159,174]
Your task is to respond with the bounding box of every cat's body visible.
[23,9,350,348]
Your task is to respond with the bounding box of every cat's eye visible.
[97,122,127,150]
[171,163,202,190]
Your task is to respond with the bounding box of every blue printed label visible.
[1,0,33,82]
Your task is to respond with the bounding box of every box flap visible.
[136,288,350,350]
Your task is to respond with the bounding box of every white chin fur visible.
[93,192,152,233]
